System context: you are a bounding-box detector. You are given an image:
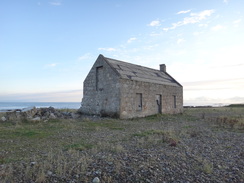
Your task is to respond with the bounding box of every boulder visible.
[6,111,21,121]
[71,112,80,119]
[92,177,100,183]
[1,116,6,122]
[49,113,56,119]
[31,117,41,122]
[6,107,38,121]
[21,106,37,119]
[47,170,53,176]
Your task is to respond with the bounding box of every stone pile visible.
[1,107,79,122]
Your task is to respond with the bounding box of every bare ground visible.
[0,107,244,183]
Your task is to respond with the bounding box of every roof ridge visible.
[104,56,164,73]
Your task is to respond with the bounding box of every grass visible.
[132,129,165,137]
[64,141,93,151]
[83,120,125,131]
[202,160,214,174]
[184,107,244,130]
[0,107,244,182]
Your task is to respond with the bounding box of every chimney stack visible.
[160,64,166,72]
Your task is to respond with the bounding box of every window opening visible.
[136,93,142,111]
[96,66,103,91]
[173,95,176,108]
[156,94,162,113]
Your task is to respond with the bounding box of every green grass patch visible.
[64,141,93,151]
[0,120,65,140]
[183,125,193,129]
[0,157,21,164]
[144,114,162,121]
[13,130,41,137]
[6,128,50,139]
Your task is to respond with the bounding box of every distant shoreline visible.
[0,102,81,112]
[184,103,244,108]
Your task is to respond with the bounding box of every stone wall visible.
[81,55,121,117]
[119,79,183,119]
[81,55,183,119]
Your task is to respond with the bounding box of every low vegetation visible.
[0,107,243,182]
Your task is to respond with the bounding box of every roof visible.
[102,55,182,87]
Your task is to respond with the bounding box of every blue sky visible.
[0,0,244,105]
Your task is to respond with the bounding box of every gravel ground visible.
[0,108,244,183]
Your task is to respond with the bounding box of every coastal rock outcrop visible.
[5,107,37,121]
[3,107,80,122]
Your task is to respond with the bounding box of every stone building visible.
[80,54,183,119]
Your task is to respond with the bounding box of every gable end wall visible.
[81,56,120,117]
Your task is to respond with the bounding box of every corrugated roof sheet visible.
[103,56,182,87]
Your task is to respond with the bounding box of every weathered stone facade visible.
[81,54,183,119]
[119,80,183,119]
[81,55,121,117]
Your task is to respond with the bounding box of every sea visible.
[0,102,81,112]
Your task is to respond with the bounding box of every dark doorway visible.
[156,94,162,114]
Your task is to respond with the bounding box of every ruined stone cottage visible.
[80,54,183,119]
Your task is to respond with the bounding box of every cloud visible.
[46,63,57,67]
[233,19,241,24]
[177,10,191,14]
[223,0,229,4]
[193,32,203,36]
[0,90,82,102]
[149,32,161,36]
[49,1,62,6]
[198,23,208,27]
[211,24,224,31]
[163,9,214,31]
[233,19,241,27]
[78,53,92,61]
[98,47,116,52]
[177,38,185,44]
[183,77,244,106]
[184,96,244,106]
[148,20,161,27]
[127,37,137,43]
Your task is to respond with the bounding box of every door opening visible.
[136,93,142,111]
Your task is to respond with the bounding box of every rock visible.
[169,139,177,147]
[92,177,100,183]
[4,106,77,122]
[107,161,113,165]
[31,117,41,122]
[30,161,36,166]
[95,170,102,175]
[71,112,80,119]
[1,116,6,122]
[5,107,37,121]
[47,170,53,176]
[49,113,56,119]
[77,107,83,114]
[6,111,18,121]
[22,106,37,118]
